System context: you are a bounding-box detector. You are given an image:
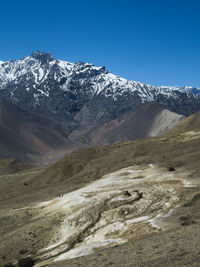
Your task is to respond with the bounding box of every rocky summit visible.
[1,51,200,162]
[0,52,200,267]
[0,51,200,128]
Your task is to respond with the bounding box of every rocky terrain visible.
[70,102,185,145]
[0,158,33,175]
[1,51,198,162]
[0,98,83,164]
[0,97,185,163]
[1,111,200,267]
[1,51,200,267]
[0,51,200,125]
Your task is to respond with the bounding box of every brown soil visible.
[1,111,200,266]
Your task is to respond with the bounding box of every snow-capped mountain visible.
[180,86,200,95]
[0,51,200,125]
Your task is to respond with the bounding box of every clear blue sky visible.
[0,0,200,87]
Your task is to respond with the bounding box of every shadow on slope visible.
[0,98,83,164]
[0,158,34,175]
[1,108,199,207]
[70,102,185,145]
[29,109,200,198]
[1,109,200,267]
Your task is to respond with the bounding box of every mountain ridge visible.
[0,97,83,164]
[0,51,200,124]
[0,51,199,159]
[69,102,185,145]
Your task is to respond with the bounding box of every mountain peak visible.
[31,51,54,63]
[0,51,200,122]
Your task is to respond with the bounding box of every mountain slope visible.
[0,98,82,164]
[0,158,34,175]
[0,98,185,165]
[1,110,200,267]
[0,51,200,127]
[167,110,200,135]
[30,110,200,192]
[70,102,185,145]
[0,51,199,163]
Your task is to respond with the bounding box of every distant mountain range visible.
[0,51,199,162]
[0,51,199,121]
